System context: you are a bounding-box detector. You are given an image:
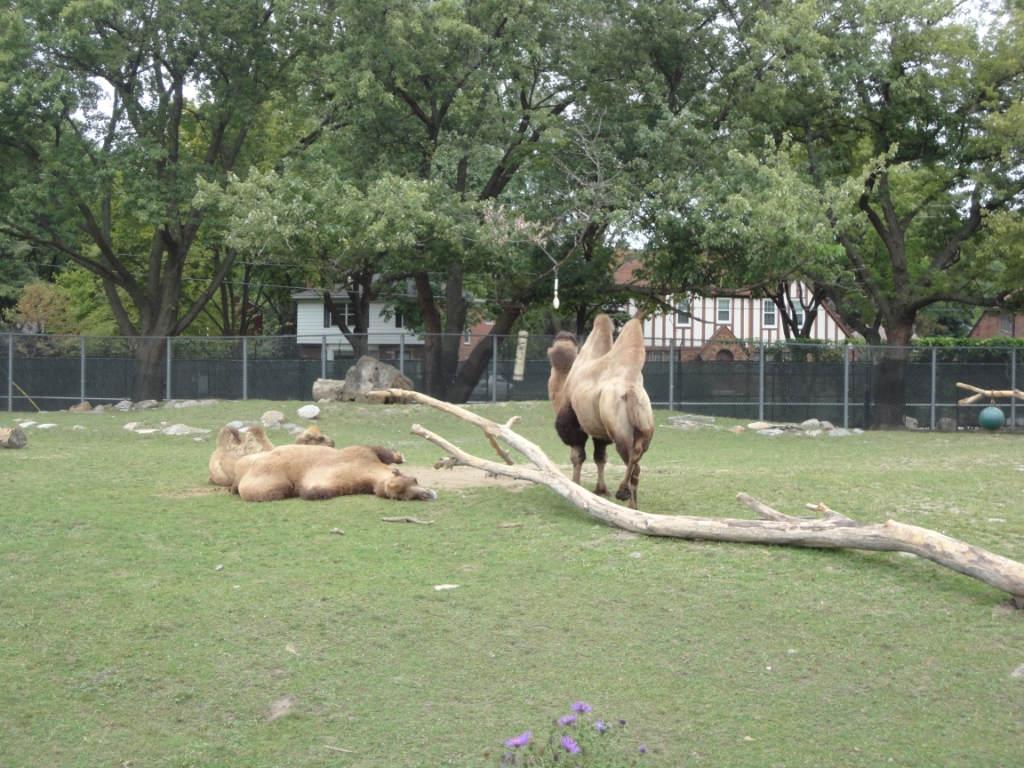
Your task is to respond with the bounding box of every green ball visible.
[979,406,1005,431]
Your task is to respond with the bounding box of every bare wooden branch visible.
[957,382,1024,404]
[371,388,1024,599]
[381,516,435,525]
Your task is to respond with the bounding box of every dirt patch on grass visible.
[404,464,535,492]
[154,487,231,498]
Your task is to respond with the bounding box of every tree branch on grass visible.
[372,388,1024,602]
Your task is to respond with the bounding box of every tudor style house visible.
[641,285,852,361]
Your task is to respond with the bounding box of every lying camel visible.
[232,444,437,503]
[294,425,335,447]
[547,314,654,509]
[208,424,274,487]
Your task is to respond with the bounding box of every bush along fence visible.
[2,331,1023,430]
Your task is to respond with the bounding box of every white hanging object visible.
[552,273,560,309]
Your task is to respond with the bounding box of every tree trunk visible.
[130,336,168,402]
[447,307,522,403]
[0,427,27,449]
[872,319,913,429]
[377,388,1024,601]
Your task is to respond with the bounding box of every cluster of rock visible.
[69,398,217,413]
[312,356,413,403]
[666,413,862,437]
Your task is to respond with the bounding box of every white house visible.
[292,288,422,361]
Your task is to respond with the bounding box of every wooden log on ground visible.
[371,388,1024,601]
[0,427,27,449]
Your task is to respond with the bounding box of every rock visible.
[342,356,415,402]
[281,423,297,430]
[71,425,86,430]
[18,421,36,428]
[757,428,784,437]
[91,405,105,413]
[114,400,133,412]
[134,399,159,411]
[261,410,286,425]
[667,414,718,429]
[37,423,57,429]
[804,429,822,437]
[289,427,305,436]
[161,423,212,436]
[69,401,92,412]
[829,428,851,437]
[173,399,216,408]
[312,378,346,402]
[227,420,246,429]
[937,417,957,433]
[903,415,918,430]
[852,428,864,434]
[799,418,821,430]
[297,405,320,420]
[747,421,772,430]
[820,421,835,430]
[728,425,746,434]
[123,422,139,431]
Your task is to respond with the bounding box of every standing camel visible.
[547,314,655,509]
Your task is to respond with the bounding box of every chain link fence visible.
[3,332,1023,430]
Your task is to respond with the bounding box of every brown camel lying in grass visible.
[293,425,335,447]
[208,424,274,487]
[232,444,437,503]
[547,314,654,509]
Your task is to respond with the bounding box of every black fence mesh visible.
[3,332,1023,430]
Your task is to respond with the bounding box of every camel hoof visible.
[615,488,631,502]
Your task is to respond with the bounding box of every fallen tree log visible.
[372,388,1024,601]
[0,427,27,449]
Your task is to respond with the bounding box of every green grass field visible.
[3,399,1024,767]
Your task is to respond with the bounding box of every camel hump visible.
[577,314,614,363]
[607,318,646,371]
[217,425,243,448]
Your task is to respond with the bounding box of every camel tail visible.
[625,387,654,435]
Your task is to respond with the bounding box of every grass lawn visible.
[3,399,1024,767]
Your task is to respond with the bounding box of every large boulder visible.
[342,356,414,402]
[312,378,346,402]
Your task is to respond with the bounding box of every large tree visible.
[0,0,311,398]
[716,0,1024,426]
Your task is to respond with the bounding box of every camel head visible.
[378,468,437,502]
[547,331,579,374]
[294,425,336,448]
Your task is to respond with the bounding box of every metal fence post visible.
[6,334,12,412]
[399,335,405,376]
[668,336,675,412]
[1013,348,1018,432]
[321,335,327,380]
[843,344,850,429]
[758,340,765,421]
[491,334,498,403]
[80,336,86,405]
[165,336,172,401]
[242,336,249,400]
[930,347,937,431]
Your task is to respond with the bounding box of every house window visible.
[324,301,356,328]
[395,310,403,329]
[763,301,777,328]
[1000,313,1013,336]
[716,297,731,324]
[793,306,805,330]
[464,331,472,346]
[675,297,691,326]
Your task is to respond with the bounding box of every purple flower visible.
[640,745,647,754]
[505,731,531,748]
[594,720,607,734]
[561,736,581,754]
[570,701,592,713]
[557,713,578,726]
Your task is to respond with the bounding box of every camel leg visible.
[616,458,640,509]
[570,444,586,485]
[592,439,610,496]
